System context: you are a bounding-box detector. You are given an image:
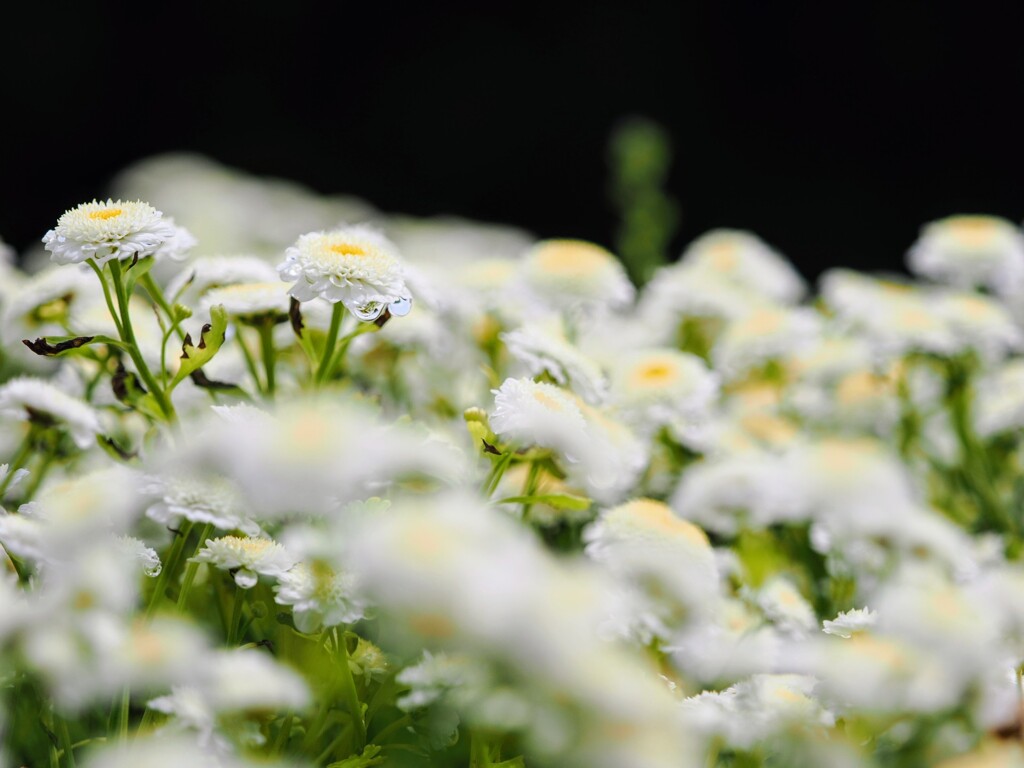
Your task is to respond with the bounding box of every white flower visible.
[906,214,1024,294]
[277,225,410,320]
[143,473,261,536]
[975,360,1024,437]
[0,376,101,448]
[42,199,183,266]
[191,535,296,588]
[712,305,821,380]
[502,321,608,404]
[822,607,878,638]
[755,576,817,634]
[934,290,1023,361]
[164,254,281,305]
[274,561,365,633]
[490,377,590,458]
[678,228,806,304]
[520,239,635,313]
[199,281,291,319]
[608,348,719,444]
[115,535,162,577]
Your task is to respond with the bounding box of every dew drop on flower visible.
[352,301,386,321]
[390,296,413,316]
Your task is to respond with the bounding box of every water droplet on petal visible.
[351,301,385,321]
[390,296,413,316]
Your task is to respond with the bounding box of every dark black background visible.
[3,1,1023,282]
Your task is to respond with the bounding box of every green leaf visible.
[170,305,228,390]
[123,253,157,291]
[22,334,127,356]
[496,493,592,511]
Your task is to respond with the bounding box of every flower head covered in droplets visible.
[42,198,194,266]
[277,224,412,321]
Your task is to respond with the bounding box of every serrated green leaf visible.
[170,305,228,390]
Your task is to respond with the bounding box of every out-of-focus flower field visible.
[3,149,1024,768]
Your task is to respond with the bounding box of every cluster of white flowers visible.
[3,158,1024,768]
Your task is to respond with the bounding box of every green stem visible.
[118,686,130,742]
[270,713,295,756]
[373,713,412,744]
[140,273,183,337]
[59,716,76,768]
[227,583,246,645]
[315,303,345,386]
[176,524,214,611]
[520,460,541,520]
[20,449,56,502]
[108,261,176,423]
[334,630,367,750]
[0,425,37,498]
[470,731,493,768]
[257,320,277,396]
[86,259,124,338]
[481,451,514,497]
[314,722,354,766]
[145,522,192,618]
[236,326,264,395]
[324,322,378,382]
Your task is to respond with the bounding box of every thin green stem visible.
[0,425,37,498]
[176,524,214,611]
[334,630,367,750]
[270,713,295,756]
[86,259,123,338]
[227,583,246,645]
[139,273,182,337]
[118,686,130,743]
[373,713,412,745]
[59,715,76,768]
[235,327,264,395]
[481,452,514,498]
[20,449,56,502]
[470,731,493,768]
[324,322,378,382]
[257,321,277,396]
[315,303,345,386]
[146,522,192,618]
[520,460,542,520]
[108,261,176,423]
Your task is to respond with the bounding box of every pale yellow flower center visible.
[735,308,784,337]
[836,370,888,406]
[630,360,678,390]
[222,536,274,555]
[770,686,808,705]
[705,241,739,272]
[617,498,709,547]
[533,389,564,410]
[816,438,877,475]
[849,635,908,668]
[88,208,123,220]
[894,305,936,331]
[948,216,999,247]
[533,241,611,276]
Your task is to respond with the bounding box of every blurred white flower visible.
[521,239,635,314]
[822,607,877,638]
[502,320,608,404]
[906,214,1024,294]
[754,576,817,635]
[0,376,102,448]
[274,561,365,633]
[199,281,290,320]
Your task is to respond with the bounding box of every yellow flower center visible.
[631,360,678,389]
[948,216,999,247]
[836,370,888,406]
[223,536,274,555]
[329,243,366,257]
[88,208,123,220]
[735,308,785,337]
[705,241,739,272]
[616,498,710,547]
[533,240,611,276]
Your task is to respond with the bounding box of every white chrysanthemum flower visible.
[975,360,1024,437]
[608,348,719,445]
[521,239,635,313]
[278,225,411,320]
[934,290,1023,361]
[42,199,184,266]
[639,265,763,330]
[906,214,1024,294]
[0,376,101,448]
[670,452,800,535]
[822,607,878,638]
[199,281,291,319]
[274,561,365,633]
[164,254,281,304]
[0,463,29,498]
[490,377,590,456]
[820,269,957,358]
[0,266,99,346]
[115,535,162,577]
[755,576,817,634]
[191,535,296,588]
[143,473,261,537]
[584,498,719,626]
[502,321,608,404]
[712,305,821,380]
[679,228,806,304]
